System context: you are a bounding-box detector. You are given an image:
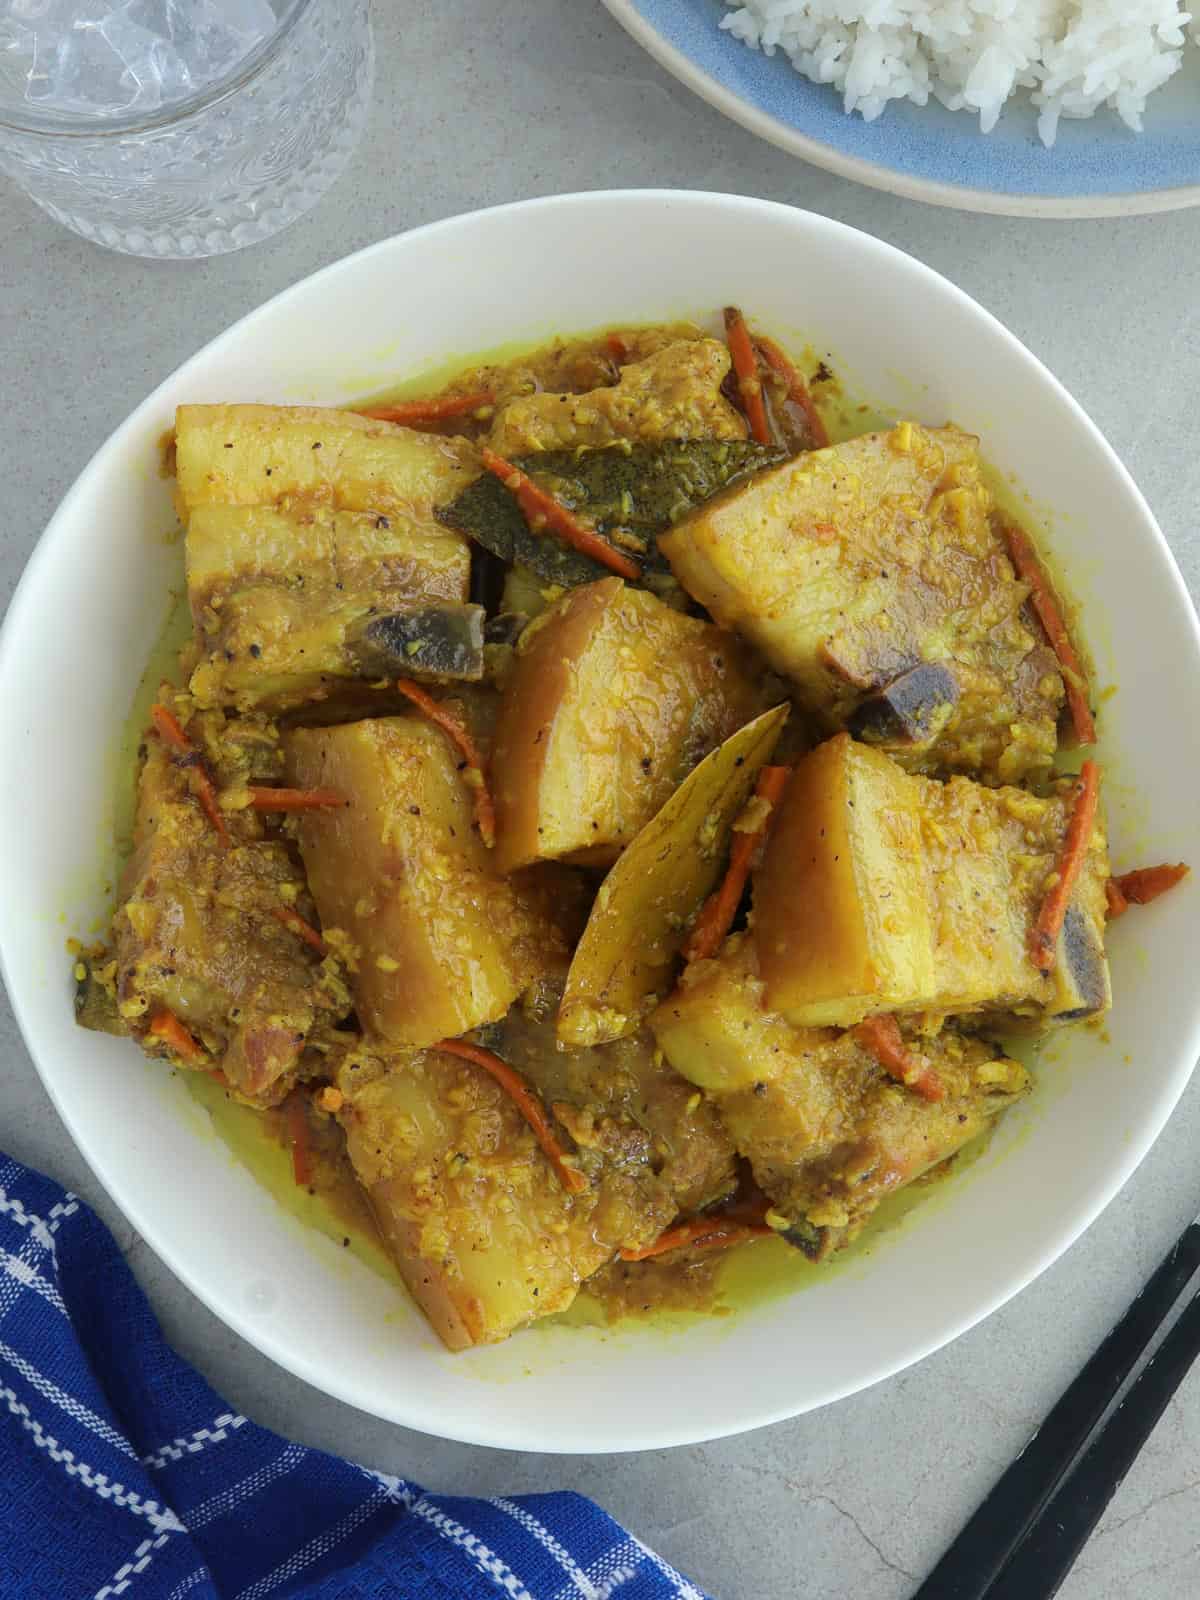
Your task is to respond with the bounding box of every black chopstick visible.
[986,1283,1200,1598]
[912,1217,1200,1600]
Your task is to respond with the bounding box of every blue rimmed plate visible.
[602,0,1200,216]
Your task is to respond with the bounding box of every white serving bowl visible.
[2,192,1197,1453]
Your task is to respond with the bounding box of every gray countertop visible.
[3,4,1200,1596]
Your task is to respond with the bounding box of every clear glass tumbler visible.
[0,0,373,258]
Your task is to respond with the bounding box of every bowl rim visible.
[3,189,1200,1451]
[600,0,1200,220]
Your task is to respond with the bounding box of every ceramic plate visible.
[604,0,1200,217]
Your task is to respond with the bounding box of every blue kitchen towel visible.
[0,1153,711,1599]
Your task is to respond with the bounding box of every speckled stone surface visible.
[2,5,1199,1597]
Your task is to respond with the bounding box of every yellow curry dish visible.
[74,311,1189,1351]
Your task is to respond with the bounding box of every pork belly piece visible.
[752,734,1110,1030]
[491,577,761,872]
[110,726,347,1104]
[650,935,1029,1258]
[173,403,478,516]
[488,339,747,456]
[284,716,565,1047]
[659,423,1065,783]
[334,999,734,1348]
[186,502,478,712]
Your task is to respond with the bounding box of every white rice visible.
[720,0,1194,144]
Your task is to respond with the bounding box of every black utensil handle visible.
[912,1220,1200,1600]
[987,1284,1200,1600]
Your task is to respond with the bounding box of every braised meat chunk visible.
[719,1027,1027,1259]
[176,403,482,713]
[491,578,761,872]
[109,703,348,1104]
[187,503,479,711]
[284,715,564,1048]
[752,734,1110,1030]
[335,1001,734,1348]
[651,935,1028,1256]
[488,339,748,456]
[660,423,1065,783]
[174,403,478,516]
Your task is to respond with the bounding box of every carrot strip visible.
[683,766,791,964]
[723,306,771,445]
[147,1008,205,1066]
[357,390,495,426]
[248,787,348,812]
[434,1037,587,1195]
[395,679,496,847]
[754,334,830,449]
[271,905,327,956]
[283,1092,313,1189]
[149,702,231,847]
[149,702,191,754]
[195,778,230,844]
[1112,863,1190,907]
[619,1215,774,1262]
[1105,878,1129,920]
[479,446,641,581]
[854,1014,946,1103]
[1029,761,1102,974]
[1000,518,1096,747]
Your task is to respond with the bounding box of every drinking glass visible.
[0,0,373,258]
